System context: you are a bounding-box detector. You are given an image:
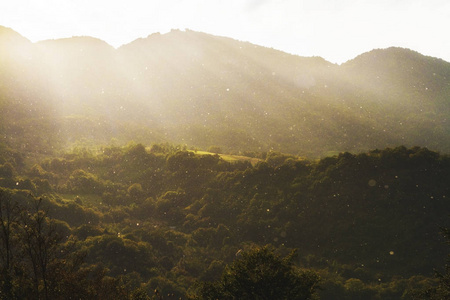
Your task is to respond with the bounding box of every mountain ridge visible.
[7,25,450,64]
[0,25,449,157]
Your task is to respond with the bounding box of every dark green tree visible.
[189,246,320,300]
[19,197,62,300]
[408,227,450,299]
[0,189,20,299]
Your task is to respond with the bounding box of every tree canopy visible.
[190,246,320,300]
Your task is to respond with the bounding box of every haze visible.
[1,0,449,64]
[1,1,450,298]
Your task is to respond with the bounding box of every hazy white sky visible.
[1,0,449,64]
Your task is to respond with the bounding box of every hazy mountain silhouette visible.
[1,26,449,156]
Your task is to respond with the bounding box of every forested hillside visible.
[0,144,449,299]
[1,26,449,157]
[1,25,450,299]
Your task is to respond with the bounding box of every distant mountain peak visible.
[344,47,448,67]
[36,35,114,49]
[0,25,31,46]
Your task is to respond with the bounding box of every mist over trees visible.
[1,26,449,157]
[1,25,450,299]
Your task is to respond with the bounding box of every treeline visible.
[0,144,449,299]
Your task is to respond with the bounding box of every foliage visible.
[189,246,320,300]
[0,144,449,298]
[407,227,450,299]
[3,26,450,298]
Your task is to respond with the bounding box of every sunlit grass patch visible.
[189,150,262,165]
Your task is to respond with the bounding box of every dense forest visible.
[1,26,450,299]
[1,144,449,299]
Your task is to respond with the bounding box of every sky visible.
[0,0,449,64]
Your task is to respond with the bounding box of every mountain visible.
[0,26,449,157]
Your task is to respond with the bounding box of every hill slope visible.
[1,26,449,157]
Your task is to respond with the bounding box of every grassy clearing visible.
[190,150,262,166]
